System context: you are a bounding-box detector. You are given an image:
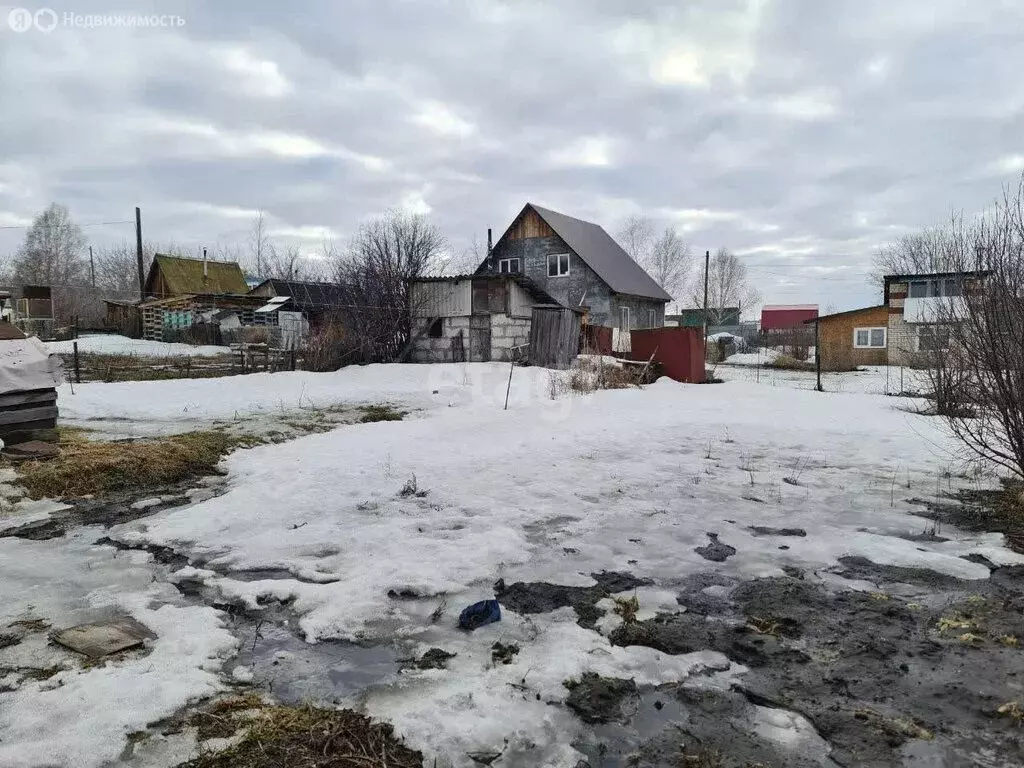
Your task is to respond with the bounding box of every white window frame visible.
[498,257,520,274]
[853,326,887,348]
[620,306,630,332]
[547,252,570,278]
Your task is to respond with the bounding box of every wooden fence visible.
[529,307,581,369]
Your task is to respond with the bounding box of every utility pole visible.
[814,319,823,392]
[135,206,145,299]
[88,246,95,288]
[702,249,710,348]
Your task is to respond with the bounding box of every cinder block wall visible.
[490,314,531,361]
[410,316,470,363]
[886,281,917,366]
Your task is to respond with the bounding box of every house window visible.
[547,252,570,277]
[620,306,630,331]
[428,318,443,338]
[908,281,930,298]
[853,327,887,348]
[908,279,963,298]
[918,325,951,352]
[498,258,520,274]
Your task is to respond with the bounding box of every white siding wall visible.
[410,280,472,318]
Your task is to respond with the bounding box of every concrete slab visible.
[52,616,156,658]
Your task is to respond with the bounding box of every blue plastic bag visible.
[458,599,501,630]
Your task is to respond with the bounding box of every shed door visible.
[469,315,491,362]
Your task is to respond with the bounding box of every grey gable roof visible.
[527,204,672,302]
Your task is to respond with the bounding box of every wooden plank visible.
[0,390,57,407]
[0,406,58,426]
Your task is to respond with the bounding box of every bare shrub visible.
[918,176,1024,479]
[303,322,347,372]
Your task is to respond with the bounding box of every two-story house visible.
[478,203,672,331]
[408,204,672,365]
[806,270,987,368]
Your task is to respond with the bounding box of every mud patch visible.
[631,572,1024,767]
[915,483,1024,554]
[748,525,807,537]
[401,647,455,670]
[694,533,736,562]
[564,673,638,724]
[494,571,652,628]
[2,477,227,541]
[834,555,971,589]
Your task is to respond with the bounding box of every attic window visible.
[547,252,569,277]
[428,318,443,338]
[498,258,520,274]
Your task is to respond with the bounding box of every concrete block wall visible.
[410,316,470,363]
[490,314,531,361]
[886,281,918,366]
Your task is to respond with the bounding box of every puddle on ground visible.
[228,621,399,706]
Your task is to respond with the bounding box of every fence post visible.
[290,348,296,371]
[73,341,81,384]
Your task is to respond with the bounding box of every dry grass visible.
[15,429,250,499]
[567,357,648,394]
[358,404,406,423]
[765,354,816,372]
[178,698,422,768]
[612,594,640,625]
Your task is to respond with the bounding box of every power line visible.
[0,219,133,230]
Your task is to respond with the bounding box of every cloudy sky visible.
[1,0,1023,311]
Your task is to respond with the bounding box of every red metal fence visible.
[628,327,705,383]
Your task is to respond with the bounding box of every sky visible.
[1,0,1023,312]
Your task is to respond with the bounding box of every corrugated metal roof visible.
[264,279,346,311]
[524,204,672,302]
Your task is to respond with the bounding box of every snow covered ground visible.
[0,529,236,768]
[55,363,553,437]
[45,334,230,358]
[3,363,1021,767]
[719,360,930,395]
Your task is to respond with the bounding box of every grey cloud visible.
[1,0,1023,311]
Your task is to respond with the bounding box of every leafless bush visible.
[330,209,447,363]
[303,322,347,372]
[920,176,1024,479]
[241,326,272,344]
[567,356,643,393]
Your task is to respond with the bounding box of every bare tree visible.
[647,228,692,299]
[618,215,691,299]
[248,210,271,278]
[332,209,448,362]
[91,240,191,297]
[617,215,656,264]
[13,203,87,286]
[871,227,954,289]
[689,247,759,325]
[921,179,1024,479]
